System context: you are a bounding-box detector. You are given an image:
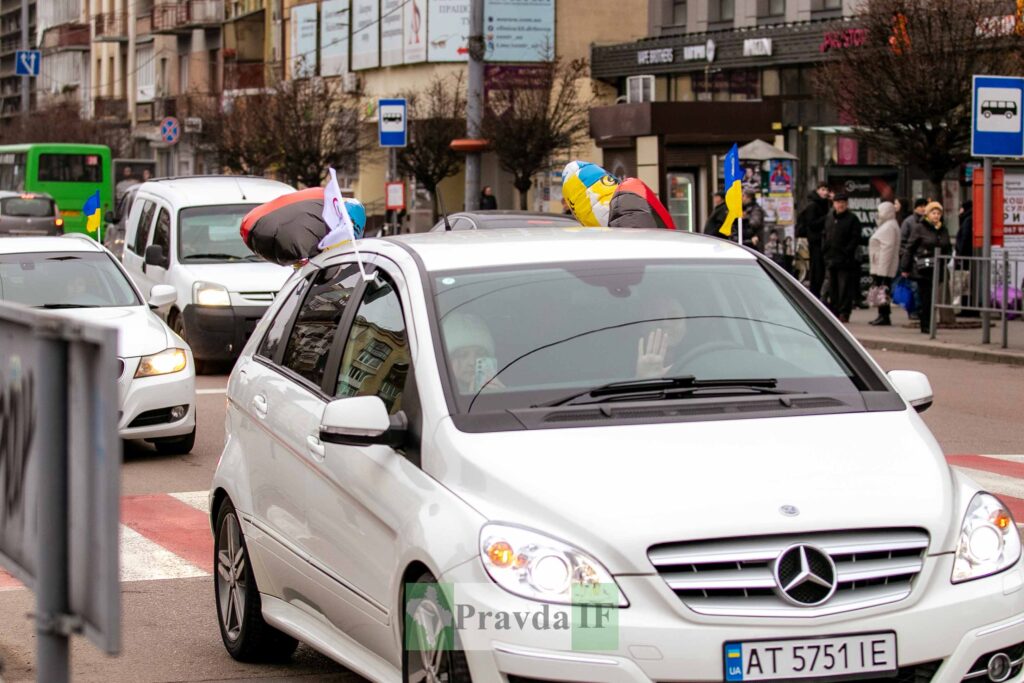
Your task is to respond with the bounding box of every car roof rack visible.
[143,174,278,183]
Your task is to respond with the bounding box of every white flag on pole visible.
[320,167,370,279]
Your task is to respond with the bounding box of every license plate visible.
[723,632,897,681]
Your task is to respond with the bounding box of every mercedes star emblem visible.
[773,544,837,606]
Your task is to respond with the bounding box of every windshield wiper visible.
[535,376,797,407]
[35,303,101,309]
[184,253,244,261]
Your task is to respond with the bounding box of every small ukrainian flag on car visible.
[83,190,101,235]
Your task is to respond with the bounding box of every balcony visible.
[94,96,128,120]
[153,0,224,33]
[41,23,90,49]
[136,12,153,36]
[94,12,128,40]
[223,61,263,90]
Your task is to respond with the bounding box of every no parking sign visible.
[159,116,181,146]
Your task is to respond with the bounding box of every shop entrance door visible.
[667,171,696,231]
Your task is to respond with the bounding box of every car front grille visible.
[238,291,275,304]
[649,528,929,618]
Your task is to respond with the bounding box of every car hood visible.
[430,410,957,574]
[49,306,172,358]
[182,262,293,293]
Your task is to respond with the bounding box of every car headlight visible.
[135,348,188,378]
[193,281,230,307]
[952,492,1021,583]
[480,523,628,606]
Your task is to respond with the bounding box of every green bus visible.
[0,143,113,238]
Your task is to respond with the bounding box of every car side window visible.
[152,208,171,255]
[131,200,156,255]
[280,263,363,388]
[257,275,310,362]
[334,276,411,415]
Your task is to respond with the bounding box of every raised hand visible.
[636,328,670,379]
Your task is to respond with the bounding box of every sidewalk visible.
[846,307,1024,366]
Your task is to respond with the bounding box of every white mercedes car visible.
[0,235,196,453]
[209,228,1023,683]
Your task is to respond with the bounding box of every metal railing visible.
[930,249,1023,349]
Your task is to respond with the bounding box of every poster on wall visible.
[767,160,794,195]
[483,0,555,62]
[740,161,762,195]
[998,172,1024,262]
[381,0,404,66]
[291,2,319,78]
[320,0,349,76]
[428,0,469,61]
[351,0,379,70]
[404,0,427,63]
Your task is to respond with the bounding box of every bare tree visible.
[482,59,592,210]
[196,77,368,188]
[815,0,1024,198]
[0,99,130,155]
[397,73,467,221]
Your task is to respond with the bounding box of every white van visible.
[122,176,295,371]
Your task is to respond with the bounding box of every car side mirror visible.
[144,244,167,268]
[888,370,933,413]
[148,284,177,309]
[319,396,408,449]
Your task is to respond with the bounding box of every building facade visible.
[1,0,37,116]
[589,0,937,232]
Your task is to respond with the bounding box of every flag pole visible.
[738,215,744,247]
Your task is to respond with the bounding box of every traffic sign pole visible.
[20,0,28,114]
[982,157,992,344]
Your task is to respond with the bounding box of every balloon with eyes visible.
[561,161,676,230]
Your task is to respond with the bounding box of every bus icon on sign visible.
[982,100,1017,119]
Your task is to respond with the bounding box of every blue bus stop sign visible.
[972,75,1024,158]
[378,99,407,148]
[15,50,40,77]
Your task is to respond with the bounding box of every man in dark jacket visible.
[823,193,862,322]
[796,182,831,298]
[703,191,729,238]
[741,190,765,251]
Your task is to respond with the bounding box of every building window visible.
[672,0,687,25]
[811,0,842,11]
[693,69,760,101]
[714,0,735,22]
[759,0,785,16]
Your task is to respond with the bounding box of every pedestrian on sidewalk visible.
[868,201,900,326]
[824,192,862,322]
[703,191,729,238]
[900,198,928,320]
[741,190,765,252]
[480,186,498,211]
[796,182,831,298]
[901,201,951,333]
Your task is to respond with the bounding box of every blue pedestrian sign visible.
[378,98,407,148]
[15,50,40,77]
[972,75,1024,158]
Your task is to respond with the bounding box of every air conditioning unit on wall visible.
[626,75,655,104]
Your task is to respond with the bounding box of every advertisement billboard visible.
[428,0,469,62]
[381,0,404,66]
[404,0,427,63]
[484,0,555,62]
[291,2,319,78]
[321,0,350,76]
[351,0,380,70]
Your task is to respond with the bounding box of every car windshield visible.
[432,260,857,413]
[477,216,579,229]
[178,204,258,262]
[2,196,54,217]
[0,251,140,308]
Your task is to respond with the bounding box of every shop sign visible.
[743,38,772,57]
[637,48,674,65]
[683,44,705,61]
[819,28,867,52]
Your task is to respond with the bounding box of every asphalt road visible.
[0,350,1021,682]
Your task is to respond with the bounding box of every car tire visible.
[402,569,472,683]
[214,499,298,663]
[153,426,196,455]
[172,314,211,375]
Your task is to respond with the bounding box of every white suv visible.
[0,235,196,453]
[209,229,1023,683]
[121,176,295,372]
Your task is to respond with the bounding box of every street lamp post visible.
[464,0,484,211]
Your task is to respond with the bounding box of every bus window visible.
[0,153,26,191]
[38,154,104,183]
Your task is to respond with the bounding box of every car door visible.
[304,263,425,660]
[123,198,157,291]
[239,262,365,607]
[142,204,173,294]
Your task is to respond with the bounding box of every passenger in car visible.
[635,295,688,379]
[442,312,503,393]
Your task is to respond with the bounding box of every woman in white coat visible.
[868,201,901,326]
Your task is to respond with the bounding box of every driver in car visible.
[442,312,504,393]
[635,295,689,379]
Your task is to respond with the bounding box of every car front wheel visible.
[214,499,298,662]
[152,426,195,455]
[403,569,472,682]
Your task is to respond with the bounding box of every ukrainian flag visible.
[720,143,743,237]
[83,190,101,235]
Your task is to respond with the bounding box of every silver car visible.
[0,191,63,236]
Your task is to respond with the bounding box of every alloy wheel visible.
[216,511,247,642]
